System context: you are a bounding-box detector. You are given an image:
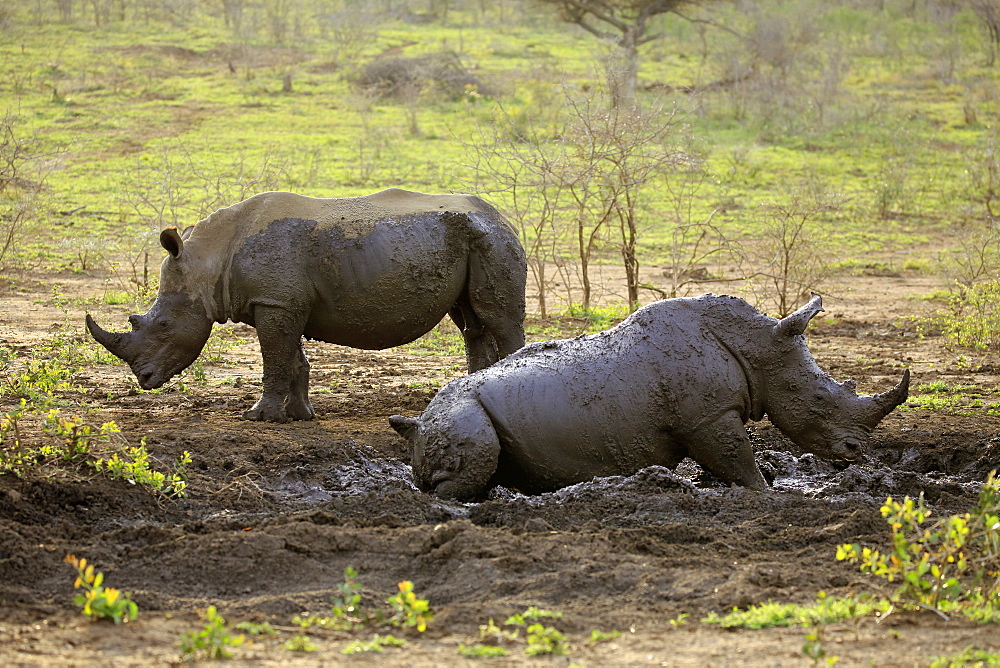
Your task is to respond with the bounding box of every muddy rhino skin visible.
[390,294,909,500]
[87,189,527,422]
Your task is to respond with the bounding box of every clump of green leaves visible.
[524,623,569,656]
[234,621,274,636]
[702,593,885,629]
[588,628,621,643]
[64,554,138,624]
[1,407,120,477]
[1,346,79,405]
[802,625,839,667]
[93,441,191,497]
[292,566,367,631]
[930,645,1000,667]
[283,633,318,652]
[837,471,1000,619]
[496,607,570,657]
[668,612,690,628]
[386,580,433,632]
[458,643,510,658]
[342,634,407,654]
[906,381,996,415]
[179,605,245,660]
[1,402,190,497]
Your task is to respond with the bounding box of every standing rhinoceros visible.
[87,189,527,422]
[389,294,909,500]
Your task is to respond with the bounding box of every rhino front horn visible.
[85,314,133,362]
[875,368,910,417]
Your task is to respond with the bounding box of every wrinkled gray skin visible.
[87,189,527,422]
[390,294,910,500]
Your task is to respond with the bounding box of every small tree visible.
[115,141,286,295]
[462,103,573,317]
[466,85,688,313]
[741,187,837,318]
[535,0,731,107]
[560,92,686,310]
[0,112,57,274]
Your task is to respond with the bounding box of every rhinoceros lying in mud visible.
[87,189,527,422]
[389,294,910,500]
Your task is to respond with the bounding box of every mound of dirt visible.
[1,271,998,665]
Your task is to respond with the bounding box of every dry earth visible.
[1,268,999,666]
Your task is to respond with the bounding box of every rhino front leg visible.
[687,410,769,490]
[284,343,315,421]
[245,304,310,423]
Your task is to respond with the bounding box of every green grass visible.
[2,2,997,318]
[701,595,888,630]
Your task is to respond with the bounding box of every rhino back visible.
[224,211,478,348]
[468,301,753,490]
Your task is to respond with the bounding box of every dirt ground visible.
[1,268,999,666]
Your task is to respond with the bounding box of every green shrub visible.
[934,280,1000,351]
[179,605,245,660]
[837,472,1000,618]
[64,555,138,624]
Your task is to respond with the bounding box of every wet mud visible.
[2,275,1000,664]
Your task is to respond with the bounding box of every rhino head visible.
[87,228,214,390]
[389,395,500,501]
[763,295,910,461]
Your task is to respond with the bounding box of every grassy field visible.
[1,0,998,313]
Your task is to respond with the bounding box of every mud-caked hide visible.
[390,294,910,500]
[87,189,527,422]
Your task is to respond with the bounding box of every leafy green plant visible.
[458,643,509,658]
[496,607,570,657]
[837,472,1000,618]
[668,612,690,628]
[504,606,563,625]
[333,565,363,613]
[64,555,138,624]
[1,347,78,405]
[524,623,569,656]
[341,634,406,654]
[478,618,519,644]
[588,629,621,643]
[702,593,884,629]
[283,633,317,652]
[802,625,839,667]
[234,621,275,636]
[386,580,432,632]
[930,646,1000,667]
[905,381,995,415]
[93,442,191,497]
[179,605,245,660]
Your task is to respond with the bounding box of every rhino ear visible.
[774,294,824,338]
[389,415,420,441]
[160,227,184,259]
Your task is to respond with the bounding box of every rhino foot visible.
[244,397,290,423]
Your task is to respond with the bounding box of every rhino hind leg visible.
[245,304,311,423]
[452,234,527,372]
[687,411,769,491]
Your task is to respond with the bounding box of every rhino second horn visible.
[85,314,133,362]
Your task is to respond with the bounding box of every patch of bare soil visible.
[1,270,999,665]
